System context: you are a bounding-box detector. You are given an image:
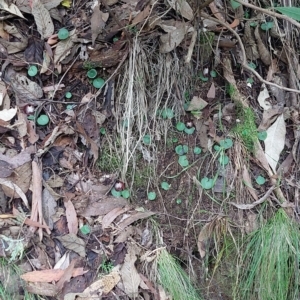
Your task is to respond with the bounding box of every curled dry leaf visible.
[91,5,109,46]
[10,73,43,104]
[166,0,193,20]
[0,1,25,18]
[53,30,76,64]
[31,0,54,39]
[264,114,286,173]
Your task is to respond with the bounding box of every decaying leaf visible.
[42,188,57,230]
[10,73,43,104]
[264,114,286,173]
[91,5,109,45]
[56,234,86,257]
[257,84,271,110]
[254,26,271,66]
[0,1,25,18]
[31,0,54,39]
[197,222,213,258]
[16,0,61,14]
[54,32,76,64]
[21,267,85,282]
[120,243,141,298]
[159,21,188,53]
[187,96,208,111]
[64,198,78,234]
[166,0,193,20]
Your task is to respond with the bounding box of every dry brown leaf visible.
[64,198,78,234]
[16,0,61,14]
[207,82,216,99]
[159,21,187,53]
[132,5,151,25]
[91,5,108,46]
[56,259,76,291]
[197,222,213,258]
[25,282,58,297]
[258,106,283,131]
[0,146,34,169]
[254,26,271,66]
[120,243,141,298]
[117,211,155,230]
[21,267,85,282]
[187,96,208,111]
[242,165,258,201]
[1,162,32,201]
[167,0,193,20]
[31,0,54,39]
[56,234,86,257]
[102,206,130,229]
[42,188,57,230]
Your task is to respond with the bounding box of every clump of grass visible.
[235,208,300,300]
[157,248,203,300]
[233,105,257,152]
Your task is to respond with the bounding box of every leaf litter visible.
[0,0,300,299]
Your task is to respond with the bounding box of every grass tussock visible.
[157,248,203,300]
[235,208,300,300]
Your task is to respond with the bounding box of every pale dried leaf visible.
[132,5,150,25]
[0,178,29,207]
[0,81,9,107]
[258,106,283,131]
[31,0,54,39]
[242,165,258,200]
[10,73,43,103]
[0,1,25,18]
[117,211,155,230]
[42,188,57,230]
[197,222,213,258]
[91,5,108,45]
[64,199,78,234]
[187,96,208,111]
[207,82,216,99]
[167,0,193,20]
[0,107,17,121]
[257,84,271,110]
[16,112,28,138]
[102,206,127,229]
[120,243,141,297]
[21,267,85,282]
[264,114,286,173]
[254,26,271,66]
[0,160,13,177]
[56,234,86,257]
[54,36,74,64]
[16,0,61,13]
[159,22,186,53]
[1,162,31,203]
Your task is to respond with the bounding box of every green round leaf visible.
[178,155,189,167]
[194,147,202,155]
[199,73,209,82]
[93,77,105,89]
[172,137,178,143]
[161,108,174,119]
[176,199,182,204]
[161,181,170,190]
[113,37,119,42]
[184,102,190,111]
[184,127,195,135]
[148,192,156,200]
[176,122,186,131]
[256,175,266,185]
[111,188,121,197]
[210,70,217,78]
[28,65,38,76]
[87,69,97,79]
[219,154,229,166]
[58,28,69,40]
[248,62,257,70]
[80,224,91,235]
[257,131,267,141]
[65,92,72,99]
[214,145,221,151]
[175,145,188,155]
[200,177,214,189]
[231,0,241,9]
[250,22,257,27]
[247,78,254,84]
[121,189,130,198]
[27,115,35,121]
[219,138,233,149]
[100,127,106,135]
[143,134,151,145]
[261,22,274,31]
[37,114,49,126]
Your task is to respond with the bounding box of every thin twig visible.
[201,12,300,94]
